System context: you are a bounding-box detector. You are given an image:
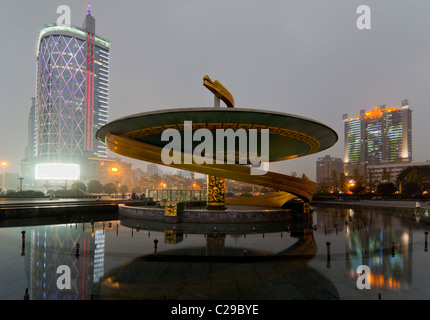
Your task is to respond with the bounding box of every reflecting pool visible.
[0,206,429,300]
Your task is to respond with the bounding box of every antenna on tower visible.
[87,3,92,16]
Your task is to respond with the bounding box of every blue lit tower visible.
[34,5,111,167]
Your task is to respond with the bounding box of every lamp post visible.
[1,161,7,194]
[111,166,119,197]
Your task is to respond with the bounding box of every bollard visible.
[154,239,158,255]
[425,232,428,252]
[243,248,248,256]
[24,288,29,300]
[21,231,26,256]
[326,241,331,268]
[75,243,80,257]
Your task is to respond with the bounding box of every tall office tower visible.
[25,97,37,160]
[316,155,344,185]
[343,100,412,177]
[34,5,110,178]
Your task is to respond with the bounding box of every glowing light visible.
[1,161,7,167]
[35,163,80,180]
[111,167,119,173]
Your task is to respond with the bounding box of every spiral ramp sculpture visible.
[96,76,338,208]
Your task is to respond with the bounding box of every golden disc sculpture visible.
[96,76,338,208]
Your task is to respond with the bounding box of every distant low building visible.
[367,161,430,184]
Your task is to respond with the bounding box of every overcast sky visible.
[1,0,429,181]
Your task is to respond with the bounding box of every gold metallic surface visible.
[105,133,317,203]
[207,175,226,209]
[124,122,320,157]
[225,191,297,207]
[203,75,235,108]
[165,202,178,216]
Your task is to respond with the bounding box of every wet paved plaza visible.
[0,205,429,300]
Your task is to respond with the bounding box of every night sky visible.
[1,0,429,181]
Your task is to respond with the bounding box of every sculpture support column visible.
[206,175,226,210]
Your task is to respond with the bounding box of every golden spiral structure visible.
[96,77,338,207]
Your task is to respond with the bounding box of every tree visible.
[339,173,347,193]
[350,168,365,194]
[71,181,87,192]
[381,168,392,183]
[403,182,421,196]
[396,165,430,193]
[330,170,339,192]
[367,167,377,192]
[317,179,330,194]
[131,186,142,194]
[103,182,117,195]
[87,180,103,193]
[118,185,129,193]
[376,182,396,195]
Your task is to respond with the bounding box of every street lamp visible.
[1,161,7,194]
[111,166,119,197]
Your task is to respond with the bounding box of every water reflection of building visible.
[344,208,412,291]
[313,206,346,236]
[25,222,107,300]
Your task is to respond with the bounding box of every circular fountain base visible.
[119,204,304,224]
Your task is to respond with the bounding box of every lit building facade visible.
[343,100,412,177]
[22,6,111,188]
[34,7,110,166]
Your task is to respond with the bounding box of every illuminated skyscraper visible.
[34,5,110,166]
[343,100,412,176]
[28,5,111,183]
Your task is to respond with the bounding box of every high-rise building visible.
[316,155,344,185]
[343,100,412,177]
[26,5,111,185]
[25,97,37,160]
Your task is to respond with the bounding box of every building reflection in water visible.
[25,221,109,300]
[315,206,412,292]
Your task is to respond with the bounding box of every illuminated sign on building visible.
[35,163,80,180]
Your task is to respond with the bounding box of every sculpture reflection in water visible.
[91,218,339,300]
